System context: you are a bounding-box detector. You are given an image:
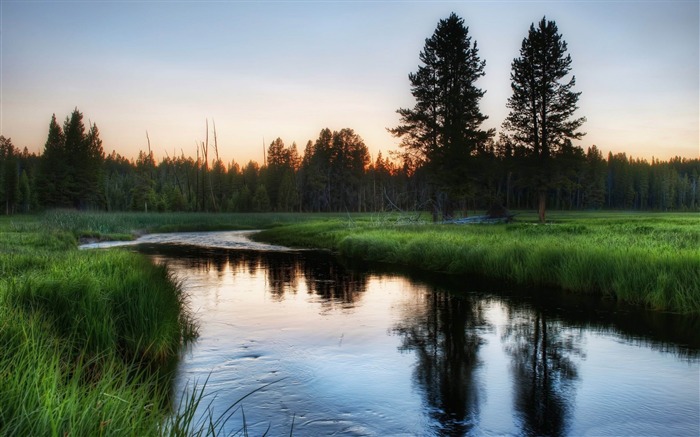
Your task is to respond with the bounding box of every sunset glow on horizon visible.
[1,1,698,164]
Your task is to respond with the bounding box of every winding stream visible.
[112,231,698,436]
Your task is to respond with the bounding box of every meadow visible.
[1,209,697,434]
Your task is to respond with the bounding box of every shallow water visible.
[134,232,699,436]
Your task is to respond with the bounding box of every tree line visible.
[0,14,697,216]
[0,120,697,215]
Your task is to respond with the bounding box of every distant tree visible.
[582,145,606,209]
[131,150,157,212]
[300,131,333,211]
[277,169,299,212]
[252,184,271,212]
[389,12,493,220]
[37,114,68,207]
[18,170,31,213]
[552,139,585,209]
[330,128,370,211]
[502,17,586,222]
[79,121,106,207]
[0,136,20,214]
[265,137,300,211]
[36,109,105,209]
[104,151,135,211]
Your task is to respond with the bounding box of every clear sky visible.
[1,1,698,164]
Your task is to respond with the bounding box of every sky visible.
[1,1,698,164]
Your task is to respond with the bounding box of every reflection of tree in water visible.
[146,245,368,306]
[302,255,367,307]
[393,289,489,435]
[501,306,584,437]
[251,251,369,305]
[263,253,301,300]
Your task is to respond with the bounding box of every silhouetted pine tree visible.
[389,12,493,220]
[503,17,586,222]
[37,114,69,207]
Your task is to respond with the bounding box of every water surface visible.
[136,232,699,436]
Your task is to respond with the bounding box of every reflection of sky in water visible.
[137,235,699,436]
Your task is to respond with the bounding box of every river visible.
[119,231,698,436]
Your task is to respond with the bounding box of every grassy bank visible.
[2,210,697,434]
[255,212,700,314]
[0,216,199,435]
[0,210,352,435]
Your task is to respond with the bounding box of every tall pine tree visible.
[389,12,493,220]
[37,114,68,207]
[38,109,105,209]
[502,17,586,222]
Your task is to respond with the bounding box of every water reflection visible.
[393,290,489,435]
[133,240,698,436]
[501,306,583,436]
[139,243,368,307]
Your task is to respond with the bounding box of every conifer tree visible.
[37,114,68,207]
[0,136,19,214]
[38,109,105,208]
[502,17,586,222]
[389,12,493,220]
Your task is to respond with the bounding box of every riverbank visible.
[254,212,700,314]
[26,210,700,314]
[0,211,351,435]
[1,210,695,433]
[0,216,199,435]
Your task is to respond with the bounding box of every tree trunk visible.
[538,190,547,223]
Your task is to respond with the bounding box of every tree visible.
[37,114,68,207]
[0,136,19,214]
[36,109,105,209]
[389,12,493,220]
[583,145,606,209]
[18,170,31,213]
[329,128,370,211]
[502,17,586,222]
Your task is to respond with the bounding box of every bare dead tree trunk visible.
[209,120,219,212]
[195,141,200,211]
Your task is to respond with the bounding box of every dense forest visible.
[0,113,697,216]
[1,14,697,217]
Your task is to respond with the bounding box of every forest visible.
[0,15,698,218]
[1,117,697,216]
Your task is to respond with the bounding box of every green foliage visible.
[36,109,105,209]
[9,108,700,218]
[0,136,20,215]
[0,216,199,435]
[257,212,700,314]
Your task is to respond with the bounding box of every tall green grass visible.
[0,218,200,435]
[255,212,700,314]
